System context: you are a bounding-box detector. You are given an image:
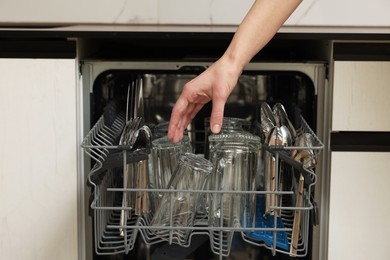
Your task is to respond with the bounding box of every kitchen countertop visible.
[0,24,390,40]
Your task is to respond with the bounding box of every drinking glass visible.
[204,117,251,159]
[150,152,213,245]
[208,132,260,231]
[152,121,189,140]
[150,135,192,211]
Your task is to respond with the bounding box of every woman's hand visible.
[167,0,302,143]
[167,56,242,143]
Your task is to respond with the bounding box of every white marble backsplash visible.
[0,0,389,27]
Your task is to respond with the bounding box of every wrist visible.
[219,50,245,78]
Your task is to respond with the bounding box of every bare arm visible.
[168,0,302,143]
[224,0,302,72]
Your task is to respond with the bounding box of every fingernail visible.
[212,124,221,133]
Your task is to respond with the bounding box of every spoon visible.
[260,102,276,141]
[293,133,317,169]
[264,125,292,216]
[273,103,297,140]
[290,133,317,254]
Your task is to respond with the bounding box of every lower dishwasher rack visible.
[81,114,324,259]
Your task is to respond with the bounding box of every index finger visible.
[167,97,188,140]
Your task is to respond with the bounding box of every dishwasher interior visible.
[80,61,325,260]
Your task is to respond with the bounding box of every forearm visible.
[222,0,302,73]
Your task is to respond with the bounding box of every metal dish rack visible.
[81,113,323,258]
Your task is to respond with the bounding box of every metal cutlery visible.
[290,133,317,255]
[119,79,149,236]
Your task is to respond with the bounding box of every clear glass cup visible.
[208,132,260,231]
[150,152,213,245]
[149,135,192,211]
[152,121,189,140]
[204,117,251,159]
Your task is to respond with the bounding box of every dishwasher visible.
[80,59,326,260]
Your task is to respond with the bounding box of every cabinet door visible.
[332,61,390,132]
[328,152,390,260]
[0,59,78,260]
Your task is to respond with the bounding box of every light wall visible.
[0,0,389,27]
